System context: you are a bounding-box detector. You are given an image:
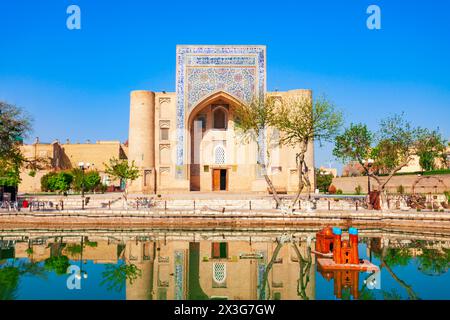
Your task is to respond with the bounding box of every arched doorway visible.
[187,92,241,191]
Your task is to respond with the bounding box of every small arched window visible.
[213,108,227,129]
[213,262,226,284]
[215,146,225,164]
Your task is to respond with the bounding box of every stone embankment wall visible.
[1,210,450,231]
[16,194,448,211]
[332,174,450,194]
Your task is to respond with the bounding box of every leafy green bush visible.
[40,172,57,192]
[419,151,436,172]
[41,171,73,193]
[336,189,343,195]
[71,169,101,192]
[355,185,362,195]
[85,171,101,191]
[49,172,73,193]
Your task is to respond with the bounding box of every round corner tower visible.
[128,90,156,193]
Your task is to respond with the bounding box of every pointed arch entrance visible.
[188,91,242,191]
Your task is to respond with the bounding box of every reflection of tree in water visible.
[372,239,450,299]
[258,235,312,300]
[416,248,450,276]
[291,241,312,300]
[0,266,19,300]
[372,242,420,300]
[44,237,70,276]
[0,258,47,300]
[100,243,142,292]
[382,289,402,300]
[44,256,70,275]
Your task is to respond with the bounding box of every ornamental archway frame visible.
[412,176,447,194]
[175,45,266,179]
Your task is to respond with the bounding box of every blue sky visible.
[0,0,449,171]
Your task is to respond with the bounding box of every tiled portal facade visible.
[127,45,315,193]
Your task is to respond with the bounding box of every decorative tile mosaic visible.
[174,250,185,300]
[175,45,266,178]
[257,250,267,299]
[186,67,257,111]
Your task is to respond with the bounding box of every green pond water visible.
[0,227,449,300]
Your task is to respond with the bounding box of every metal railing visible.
[0,201,19,211]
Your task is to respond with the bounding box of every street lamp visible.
[78,162,90,210]
[75,236,88,280]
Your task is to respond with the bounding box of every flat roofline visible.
[176,44,266,48]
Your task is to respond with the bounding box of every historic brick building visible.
[127,45,315,193]
[18,45,315,194]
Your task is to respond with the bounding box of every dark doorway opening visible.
[220,169,227,191]
[212,169,228,191]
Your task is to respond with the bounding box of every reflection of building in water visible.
[125,241,155,300]
[318,268,360,300]
[4,230,450,300]
[14,240,119,264]
[125,239,316,300]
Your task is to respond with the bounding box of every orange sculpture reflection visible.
[316,227,379,300]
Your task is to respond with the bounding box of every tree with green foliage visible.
[371,114,422,188]
[0,102,31,158]
[233,95,282,207]
[40,171,57,192]
[334,114,444,205]
[415,128,447,171]
[0,102,32,187]
[333,123,374,176]
[71,168,101,192]
[0,153,24,187]
[272,95,343,208]
[104,157,140,207]
[47,172,73,193]
[84,170,101,191]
